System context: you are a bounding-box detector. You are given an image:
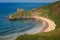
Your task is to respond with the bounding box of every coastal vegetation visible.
[16,28,60,40]
[8,1,60,40]
[39,1,60,29]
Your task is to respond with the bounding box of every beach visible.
[34,16,56,33]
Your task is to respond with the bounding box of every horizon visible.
[0,0,59,3]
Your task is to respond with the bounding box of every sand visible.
[34,16,56,32]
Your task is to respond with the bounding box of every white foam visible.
[0,20,45,40]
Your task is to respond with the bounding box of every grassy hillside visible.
[33,1,60,29]
[15,1,60,40]
[40,1,60,28]
[9,10,32,19]
[16,28,60,40]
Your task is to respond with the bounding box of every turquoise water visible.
[0,3,50,36]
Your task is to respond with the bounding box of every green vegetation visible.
[13,1,60,40]
[16,28,60,40]
[11,11,32,19]
[10,9,32,19]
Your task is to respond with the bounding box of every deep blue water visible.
[0,3,50,36]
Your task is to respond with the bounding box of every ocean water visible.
[0,3,50,36]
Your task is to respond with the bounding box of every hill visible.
[16,28,60,40]
[36,1,60,28]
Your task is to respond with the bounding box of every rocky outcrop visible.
[17,9,24,12]
[8,15,15,20]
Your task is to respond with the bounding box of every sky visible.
[0,0,59,3]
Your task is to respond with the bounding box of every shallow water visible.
[0,19,44,40]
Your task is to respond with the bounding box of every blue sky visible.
[0,0,59,3]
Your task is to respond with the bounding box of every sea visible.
[0,3,50,40]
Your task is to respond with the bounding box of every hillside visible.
[41,1,60,28]
[37,1,60,28]
[12,1,60,40]
[16,28,60,40]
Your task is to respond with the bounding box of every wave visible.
[0,19,45,40]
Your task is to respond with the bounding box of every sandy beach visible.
[34,16,56,33]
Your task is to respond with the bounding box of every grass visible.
[11,11,32,19]
[16,28,60,40]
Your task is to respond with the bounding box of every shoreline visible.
[34,16,56,33]
[37,19,49,33]
[0,16,56,40]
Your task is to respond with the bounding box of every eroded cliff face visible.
[51,2,60,17]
